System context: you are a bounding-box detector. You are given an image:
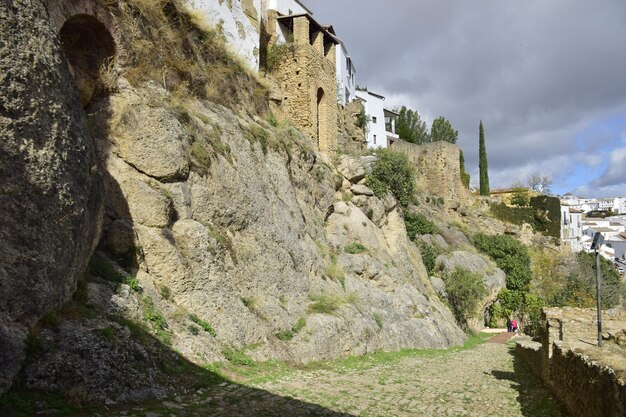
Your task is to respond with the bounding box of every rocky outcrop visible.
[82,84,465,368]
[0,0,102,392]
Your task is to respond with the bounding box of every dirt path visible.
[103,336,565,417]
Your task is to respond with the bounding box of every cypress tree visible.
[479,121,490,196]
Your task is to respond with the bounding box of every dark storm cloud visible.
[312,0,626,195]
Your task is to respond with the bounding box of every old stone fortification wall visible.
[390,140,469,207]
[516,307,626,417]
[267,13,338,152]
[0,0,102,392]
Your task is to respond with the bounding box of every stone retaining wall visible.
[516,307,626,417]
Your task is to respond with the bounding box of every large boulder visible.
[0,0,102,393]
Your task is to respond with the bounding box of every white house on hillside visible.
[355,88,399,148]
[335,39,356,105]
[561,205,584,252]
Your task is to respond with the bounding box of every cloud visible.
[312,0,626,192]
[590,147,626,188]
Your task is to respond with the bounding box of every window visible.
[372,116,377,123]
[373,134,377,144]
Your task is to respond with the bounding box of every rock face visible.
[84,85,466,366]
[0,0,102,392]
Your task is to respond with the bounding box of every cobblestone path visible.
[106,339,565,417]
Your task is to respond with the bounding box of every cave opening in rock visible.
[59,14,116,107]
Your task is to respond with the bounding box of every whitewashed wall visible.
[187,0,262,70]
[336,42,356,105]
[268,0,310,16]
[356,90,388,149]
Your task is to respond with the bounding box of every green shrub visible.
[490,203,535,227]
[510,188,530,206]
[344,242,367,254]
[188,325,200,335]
[405,212,438,239]
[473,233,532,292]
[189,314,217,337]
[356,107,368,129]
[366,149,415,207]
[551,252,625,309]
[418,242,439,276]
[530,196,561,238]
[265,42,294,72]
[444,267,487,329]
[143,297,167,330]
[275,329,294,341]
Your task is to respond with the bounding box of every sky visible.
[311,0,626,198]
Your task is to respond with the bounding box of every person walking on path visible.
[506,318,513,332]
[511,319,518,333]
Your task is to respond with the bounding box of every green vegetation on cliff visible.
[366,149,415,206]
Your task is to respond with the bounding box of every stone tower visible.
[263,11,339,153]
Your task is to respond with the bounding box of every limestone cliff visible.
[0,0,468,401]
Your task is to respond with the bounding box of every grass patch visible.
[222,347,254,366]
[89,254,141,292]
[189,314,217,337]
[373,313,383,329]
[217,333,493,385]
[275,317,306,341]
[307,293,359,315]
[143,296,172,345]
[344,242,367,254]
[108,0,268,114]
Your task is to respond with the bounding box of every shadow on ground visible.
[491,346,569,417]
[0,318,357,417]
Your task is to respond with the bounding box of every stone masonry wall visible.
[516,308,626,417]
[267,14,338,152]
[390,140,469,207]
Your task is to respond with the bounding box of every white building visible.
[613,197,626,214]
[605,234,626,261]
[355,88,398,148]
[561,205,584,252]
[335,39,356,105]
